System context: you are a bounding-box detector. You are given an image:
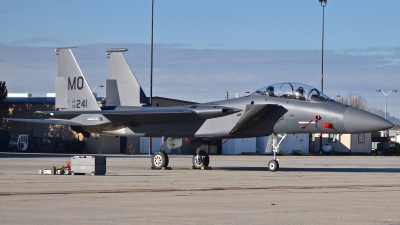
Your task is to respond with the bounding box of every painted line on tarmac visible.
[1,184,400,196]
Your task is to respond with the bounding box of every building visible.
[1,95,196,154]
[313,133,372,154]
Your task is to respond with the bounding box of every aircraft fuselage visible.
[82,93,391,139]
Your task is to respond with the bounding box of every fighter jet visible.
[5,47,394,172]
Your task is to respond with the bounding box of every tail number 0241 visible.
[73,99,88,108]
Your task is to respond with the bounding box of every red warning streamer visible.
[300,115,321,129]
[319,122,333,136]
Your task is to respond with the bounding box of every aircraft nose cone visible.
[343,107,394,133]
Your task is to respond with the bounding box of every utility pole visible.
[319,0,327,92]
[318,0,327,154]
[149,0,154,155]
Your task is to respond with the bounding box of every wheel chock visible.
[148,167,172,170]
[190,166,212,170]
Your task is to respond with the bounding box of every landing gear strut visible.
[267,133,287,172]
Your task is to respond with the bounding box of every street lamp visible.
[91,85,104,93]
[149,0,155,155]
[318,0,327,154]
[239,92,250,97]
[376,89,397,137]
[319,0,327,93]
[333,95,342,103]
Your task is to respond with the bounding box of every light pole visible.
[239,92,250,97]
[376,89,397,137]
[149,0,154,155]
[319,0,327,93]
[318,0,327,154]
[150,0,154,105]
[91,85,104,93]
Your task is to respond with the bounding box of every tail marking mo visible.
[68,76,84,90]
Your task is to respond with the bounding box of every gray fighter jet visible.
[5,47,394,172]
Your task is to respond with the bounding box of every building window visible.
[358,133,365,143]
[328,134,336,143]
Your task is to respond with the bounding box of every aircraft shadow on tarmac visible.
[0,153,143,159]
[2,153,400,173]
[218,167,400,173]
[0,153,72,158]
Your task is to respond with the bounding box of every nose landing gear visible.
[267,133,287,172]
[268,159,279,172]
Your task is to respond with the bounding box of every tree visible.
[333,92,371,112]
[346,92,369,111]
[0,81,7,110]
[332,92,400,126]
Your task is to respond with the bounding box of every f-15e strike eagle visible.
[5,47,394,172]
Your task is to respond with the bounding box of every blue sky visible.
[1,0,400,118]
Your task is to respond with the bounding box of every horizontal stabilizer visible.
[4,118,83,126]
[229,104,277,135]
[36,106,241,117]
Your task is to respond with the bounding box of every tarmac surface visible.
[1,153,400,225]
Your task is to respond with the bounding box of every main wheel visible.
[192,151,210,169]
[268,160,279,172]
[151,151,169,169]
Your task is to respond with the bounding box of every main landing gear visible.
[151,140,170,169]
[267,133,287,172]
[192,148,210,169]
[151,146,210,170]
[151,151,169,169]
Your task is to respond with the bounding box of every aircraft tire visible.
[151,151,169,169]
[192,151,210,169]
[268,160,279,172]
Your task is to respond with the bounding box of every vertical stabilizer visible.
[55,47,100,111]
[106,48,150,106]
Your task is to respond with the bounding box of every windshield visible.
[254,82,332,102]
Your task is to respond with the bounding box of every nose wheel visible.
[268,159,279,172]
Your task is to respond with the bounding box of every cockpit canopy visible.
[254,82,332,102]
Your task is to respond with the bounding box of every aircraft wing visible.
[229,104,278,135]
[6,106,241,126]
[4,118,83,126]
